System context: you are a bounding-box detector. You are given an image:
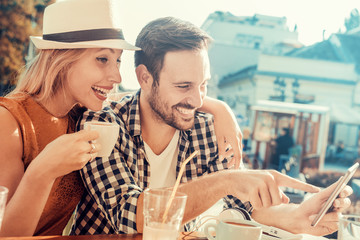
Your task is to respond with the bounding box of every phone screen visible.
[311,162,359,227]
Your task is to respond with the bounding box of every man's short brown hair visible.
[134,17,212,86]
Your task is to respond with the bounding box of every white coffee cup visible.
[204,218,262,240]
[84,122,119,157]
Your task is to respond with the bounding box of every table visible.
[0,234,333,240]
[0,233,205,240]
[0,235,140,240]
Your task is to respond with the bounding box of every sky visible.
[118,0,360,89]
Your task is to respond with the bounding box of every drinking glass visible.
[338,214,360,240]
[0,186,8,230]
[143,188,187,240]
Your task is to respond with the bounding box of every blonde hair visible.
[8,49,88,103]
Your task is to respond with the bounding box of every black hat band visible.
[43,28,124,43]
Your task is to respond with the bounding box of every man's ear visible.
[136,64,153,90]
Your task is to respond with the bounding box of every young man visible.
[71,17,352,235]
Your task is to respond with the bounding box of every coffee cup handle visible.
[203,222,217,240]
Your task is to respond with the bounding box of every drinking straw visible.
[162,150,198,223]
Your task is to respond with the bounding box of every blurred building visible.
[202,12,302,97]
[202,11,360,168]
[286,31,360,153]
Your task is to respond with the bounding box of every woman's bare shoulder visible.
[0,106,25,200]
[0,106,23,159]
[0,105,20,129]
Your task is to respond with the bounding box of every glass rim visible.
[144,188,187,198]
[0,186,8,195]
[340,214,360,224]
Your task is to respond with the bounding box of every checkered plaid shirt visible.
[70,90,252,235]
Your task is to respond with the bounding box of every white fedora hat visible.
[30,0,140,50]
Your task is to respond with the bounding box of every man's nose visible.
[188,88,205,109]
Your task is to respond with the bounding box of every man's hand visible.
[297,180,353,235]
[252,180,353,236]
[228,169,320,209]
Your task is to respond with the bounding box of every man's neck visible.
[139,96,177,155]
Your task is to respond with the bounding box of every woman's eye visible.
[96,57,108,63]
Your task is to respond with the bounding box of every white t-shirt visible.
[144,130,180,188]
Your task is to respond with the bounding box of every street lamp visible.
[279,78,286,101]
[273,77,286,101]
[292,79,300,101]
[273,77,280,92]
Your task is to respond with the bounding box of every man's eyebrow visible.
[173,81,192,84]
[173,78,211,85]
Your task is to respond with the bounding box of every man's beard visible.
[148,86,195,130]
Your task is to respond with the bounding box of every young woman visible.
[0,0,243,237]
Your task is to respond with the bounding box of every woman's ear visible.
[136,64,153,90]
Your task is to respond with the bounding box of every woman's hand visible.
[213,107,243,169]
[199,97,243,169]
[31,129,100,181]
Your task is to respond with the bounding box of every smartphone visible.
[311,162,359,227]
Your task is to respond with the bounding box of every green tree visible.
[0,0,53,95]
